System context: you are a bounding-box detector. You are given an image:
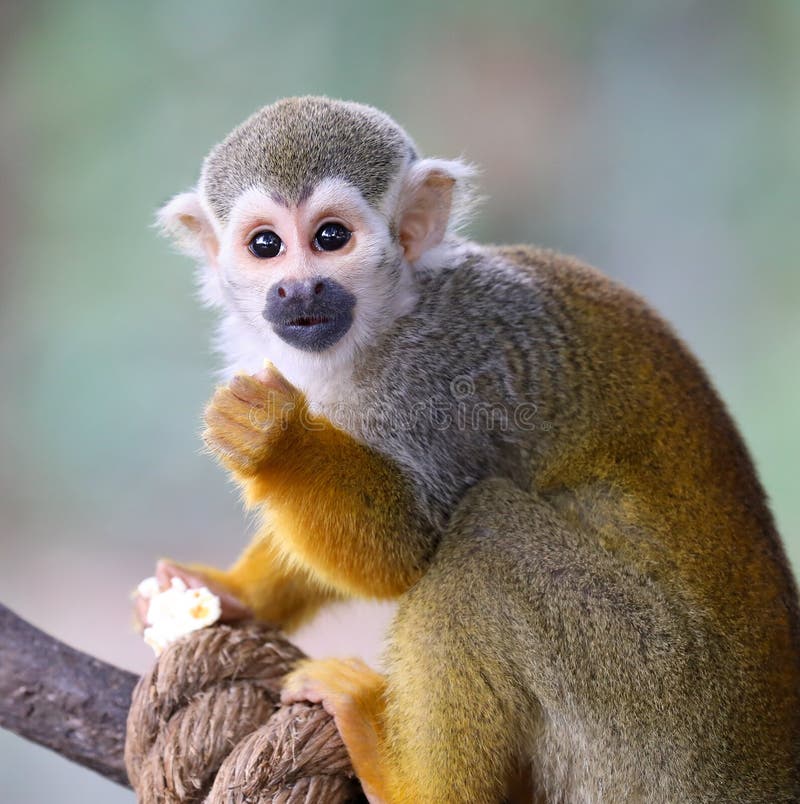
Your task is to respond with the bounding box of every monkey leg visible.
[376,492,539,804]
[384,477,729,803]
[285,477,720,803]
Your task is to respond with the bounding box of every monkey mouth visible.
[271,311,353,352]
[286,315,332,327]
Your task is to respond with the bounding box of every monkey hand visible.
[202,367,304,477]
[133,558,252,635]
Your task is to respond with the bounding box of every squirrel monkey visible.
[152,97,800,802]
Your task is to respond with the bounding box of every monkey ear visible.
[156,191,219,263]
[397,158,476,264]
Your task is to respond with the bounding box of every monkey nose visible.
[271,278,328,305]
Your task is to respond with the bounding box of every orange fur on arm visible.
[245,410,435,600]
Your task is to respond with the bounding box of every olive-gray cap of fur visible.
[201,96,418,220]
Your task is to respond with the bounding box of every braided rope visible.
[125,623,365,803]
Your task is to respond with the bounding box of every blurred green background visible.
[1,1,798,801]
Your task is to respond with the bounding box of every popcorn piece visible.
[137,576,222,656]
[137,576,161,600]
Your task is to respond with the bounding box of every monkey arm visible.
[247,421,435,599]
[203,370,437,602]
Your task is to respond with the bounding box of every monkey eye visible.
[249,230,284,259]
[314,223,351,252]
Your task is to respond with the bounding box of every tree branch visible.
[0,602,135,787]
[0,604,362,802]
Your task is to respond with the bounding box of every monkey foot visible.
[282,658,389,803]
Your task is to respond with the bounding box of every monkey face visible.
[207,179,414,376]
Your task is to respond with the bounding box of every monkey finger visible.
[208,384,262,422]
[281,658,386,708]
[229,373,273,409]
[209,385,290,432]
[155,559,253,622]
[229,370,297,409]
[254,365,299,397]
[204,404,276,451]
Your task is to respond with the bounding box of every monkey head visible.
[157,97,475,390]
